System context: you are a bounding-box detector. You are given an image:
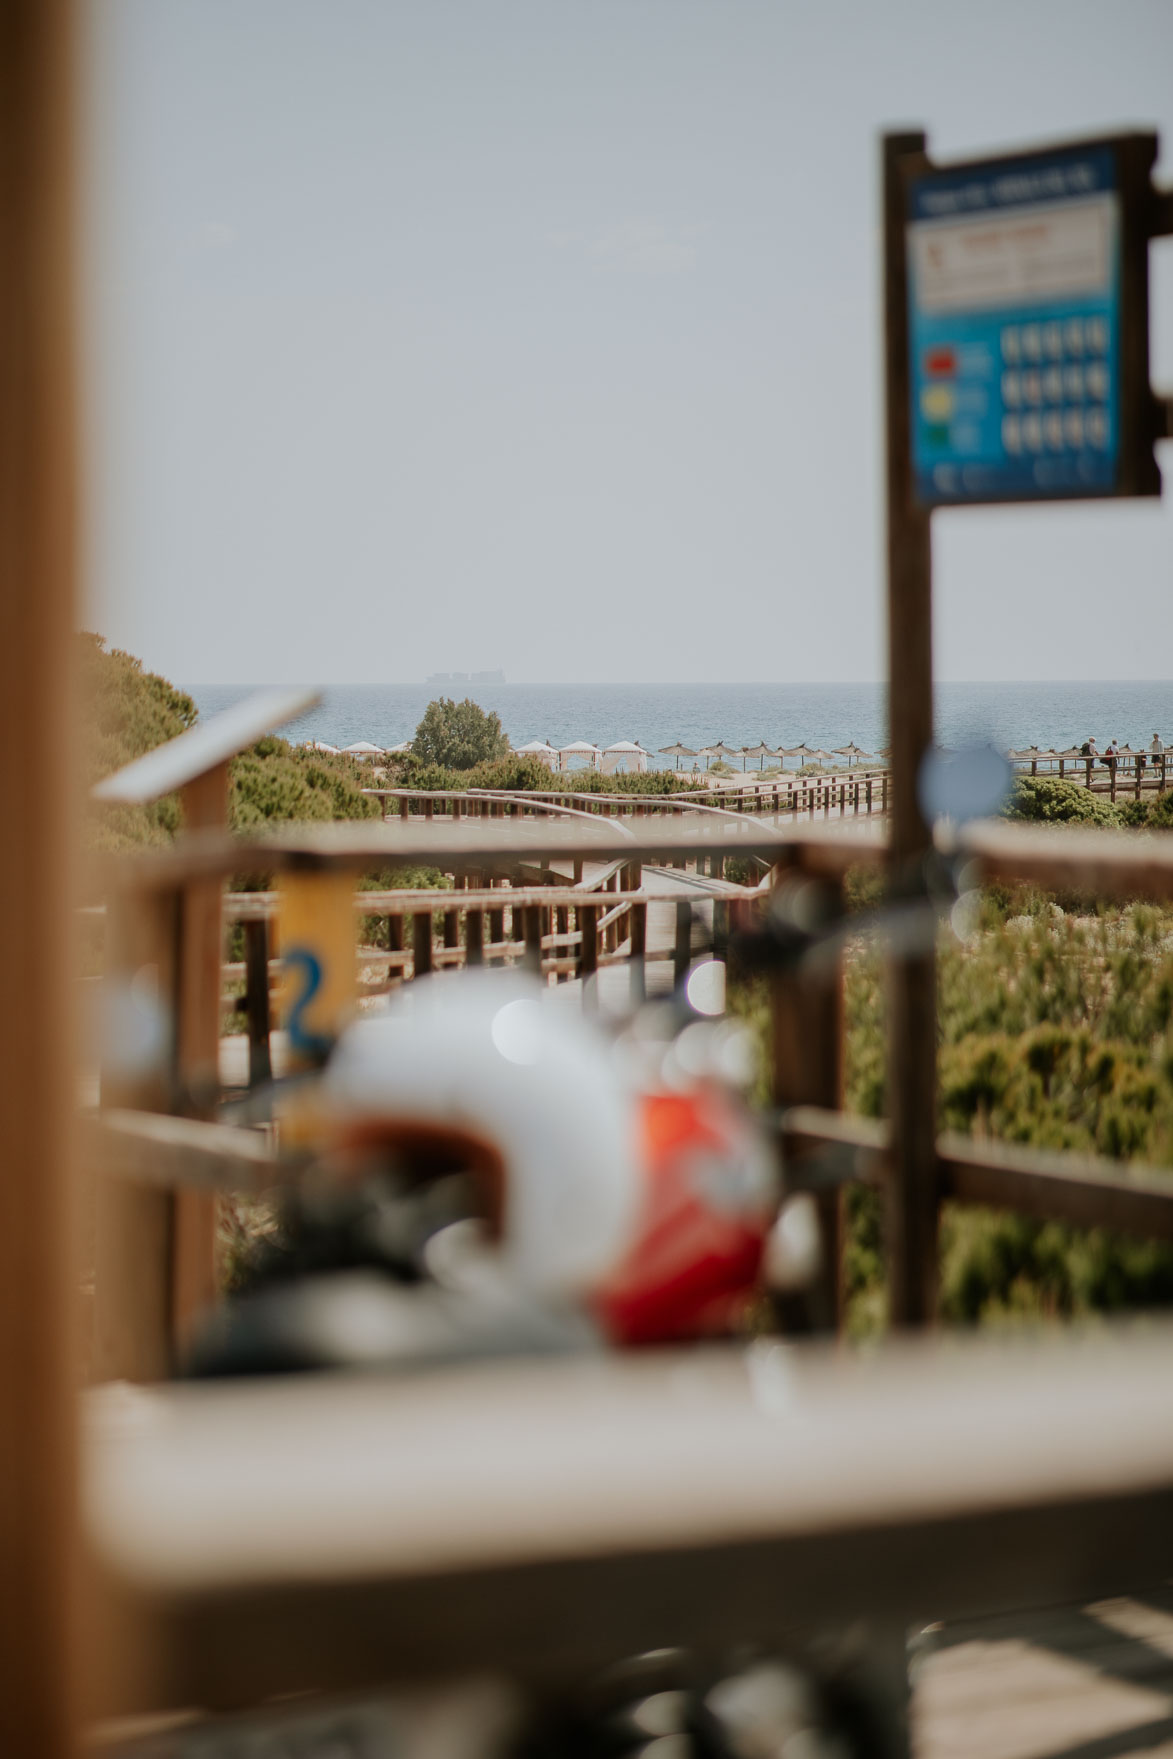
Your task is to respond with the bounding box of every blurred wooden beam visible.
[87,1112,278,1196]
[92,688,320,805]
[85,1328,1173,1709]
[0,0,80,1750]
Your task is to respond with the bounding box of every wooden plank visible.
[883,129,939,1329]
[92,688,320,805]
[84,1327,1173,1710]
[0,1,80,1746]
[774,1110,1173,1247]
[960,820,1173,902]
[939,1135,1173,1240]
[100,816,889,891]
[86,1112,278,1195]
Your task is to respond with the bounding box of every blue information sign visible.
[908,146,1122,505]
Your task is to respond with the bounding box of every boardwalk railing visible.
[367,774,891,823]
[218,875,744,1062]
[91,811,1173,1344]
[1010,749,1170,801]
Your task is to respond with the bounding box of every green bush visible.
[81,632,198,852]
[229,738,381,831]
[731,891,1173,1332]
[1003,775,1123,826]
[400,754,555,793]
[557,770,706,797]
[393,756,706,797]
[411,697,511,770]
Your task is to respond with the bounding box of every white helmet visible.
[320,971,641,1299]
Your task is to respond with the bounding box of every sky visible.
[83,0,1173,687]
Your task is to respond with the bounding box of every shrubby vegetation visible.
[80,633,198,851]
[411,696,511,769]
[732,867,1173,1335]
[84,636,383,854]
[391,750,707,796]
[394,754,557,793]
[1003,772,1173,832]
[227,735,381,831]
[1003,775,1124,827]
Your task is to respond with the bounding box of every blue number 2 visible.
[285,946,334,1061]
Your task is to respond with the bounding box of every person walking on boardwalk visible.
[1104,739,1119,795]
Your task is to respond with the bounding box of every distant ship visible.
[425,669,506,686]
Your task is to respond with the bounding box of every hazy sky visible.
[84,0,1173,686]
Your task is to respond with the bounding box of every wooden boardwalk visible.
[915,1596,1173,1759]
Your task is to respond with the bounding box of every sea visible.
[186,680,1173,771]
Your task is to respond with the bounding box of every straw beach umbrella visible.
[303,740,340,755]
[742,741,775,771]
[833,742,869,767]
[659,742,697,770]
[342,740,386,761]
[1012,745,1068,777]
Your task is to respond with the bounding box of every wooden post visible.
[172,760,229,1347]
[488,904,504,959]
[0,1,81,1745]
[883,129,938,1328]
[630,901,647,1002]
[413,910,433,978]
[93,888,179,1387]
[579,904,599,997]
[525,905,543,975]
[673,901,692,986]
[466,909,484,967]
[770,873,845,1333]
[443,907,459,953]
[399,795,409,822]
[243,917,272,1088]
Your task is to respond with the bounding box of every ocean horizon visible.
[186,679,1173,771]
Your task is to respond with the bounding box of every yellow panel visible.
[277,870,357,1071]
